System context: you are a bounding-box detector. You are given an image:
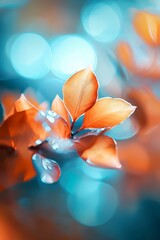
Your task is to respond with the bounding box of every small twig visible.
[72,128,81,137]
[70,121,75,131]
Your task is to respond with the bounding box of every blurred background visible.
[0,0,160,239]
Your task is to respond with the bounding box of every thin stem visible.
[72,128,81,137]
[71,121,75,131]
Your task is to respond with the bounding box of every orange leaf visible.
[52,95,70,126]
[14,94,36,113]
[0,94,55,191]
[0,109,47,190]
[63,67,98,121]
[0,109,47,148]
[75,135,121,169]
[127,88,160,133]
[81,97,136,129]
[117,42,160,80]
[133,11,160,46]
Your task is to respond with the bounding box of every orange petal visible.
[0,109,46,146]
[81,97,136,129]
[63,67,98,121]
[52,95,70,126]
[133,11,160,46]
[118,141,150,175]
[0,146,36,191]
[0,109,47,190]
[14,94,37,112]
[127,87,160,133]
[75,135,121,169]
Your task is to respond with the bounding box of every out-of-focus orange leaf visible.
[116,42,136,73]
[75,135,121,169]
[0,108,47,190]
[81,97,136,129]
[116,88,160,201]
[52,95,70,126]
[1,91,48,120]
[116,11,160,80]
[118,124,160,193]
[118,140,150,175]
[116,41,160,80]
[133,11,160,46]
[1,92,19,120]
[118,87,160,175]
[63,67,98,121]
[127,88,160,133]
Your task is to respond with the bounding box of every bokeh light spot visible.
[67,181,118,226]
[50,34,97,79]
[10,33,52,79]
[81,2,121,42]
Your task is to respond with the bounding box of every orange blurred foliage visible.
[117,11,160,80]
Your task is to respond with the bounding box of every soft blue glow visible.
[152,83,160,98]
[67,181,118,226]
[10,33,52,79]
[81,2,121,42]
[131,42,154,67]
[107,118,139,140]
[0,0,29,8]
[59,165,90,194]
[50,34,97,79]
[95,54,117,86]
[81,160,121,180]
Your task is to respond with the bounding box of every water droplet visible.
[41,173,55,184]
[90,128,105,135]
[42,122,51,132]
[39,110,46,117]
[42,158,53,170]
[35,139,42,145]
[46,114,55,123]
[48,110,57,117]
[86,159,95,165]
[32,154,61,184]
[52,143,59,150]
